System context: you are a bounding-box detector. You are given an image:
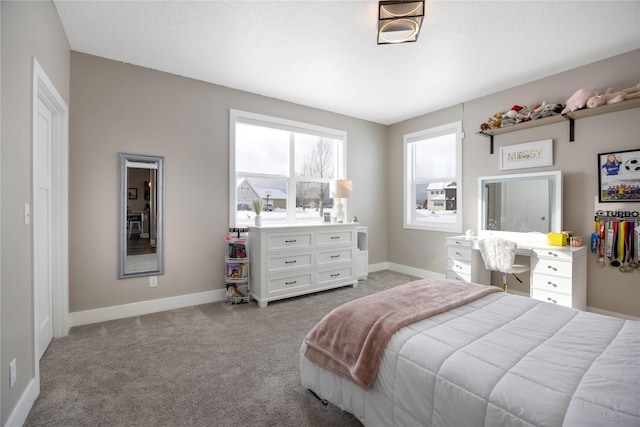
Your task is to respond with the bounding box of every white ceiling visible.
[53,1,640,125]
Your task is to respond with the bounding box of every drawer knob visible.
[455,241,462,245]
[547,281,558,287]
[285,260,296,264]
[547,265,558,271]
[456,265,462,269]
[330,236,340,240]
[331,273,340,277]
[456,251,462,256]
[547,251,558,257]
[285,239,297,243]
[285,280,297,285]
[547,297,557,304]
[330,255,340,258]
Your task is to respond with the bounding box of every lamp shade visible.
[378,0,424,44]
[330,180,352,199]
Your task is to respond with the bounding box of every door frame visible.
[32,58,69,388]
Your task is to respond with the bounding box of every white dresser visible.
[445,236,587,310]
[248,224,358,308]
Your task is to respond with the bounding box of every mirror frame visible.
[477,170,562,243]
[118,153,165,279]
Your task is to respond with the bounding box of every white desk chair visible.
[478,237,528,292]
[128,219,142,238]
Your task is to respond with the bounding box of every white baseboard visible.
[69,288,226,327]
[68,265,639,327]
[587,306,639,320]
[5,378,37,427]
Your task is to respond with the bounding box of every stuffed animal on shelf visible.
[561,88,595,114]
[587,83,640,108]
[530,102,565,120]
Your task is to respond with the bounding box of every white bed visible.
[300,280,640,426]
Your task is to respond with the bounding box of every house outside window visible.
[404,121,462,232]
[230,110,346,227]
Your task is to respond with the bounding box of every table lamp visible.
[330,180,352,223]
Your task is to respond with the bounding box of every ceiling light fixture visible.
[378,0,425,45]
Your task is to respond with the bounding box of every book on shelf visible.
[227,242,247,259]
[226,263,247,279]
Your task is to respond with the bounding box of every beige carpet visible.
[25,270,418,426]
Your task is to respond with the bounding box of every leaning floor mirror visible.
[118,153,165,278]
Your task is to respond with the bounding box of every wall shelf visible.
[477,97,640,154]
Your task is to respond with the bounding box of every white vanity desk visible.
[446,235,587,310]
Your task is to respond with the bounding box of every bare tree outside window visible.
[297,138,334,215]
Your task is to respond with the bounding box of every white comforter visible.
[300,291,640,426]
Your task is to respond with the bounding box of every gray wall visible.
[387,49,640,318]
[1,1,70,423]
[69,52,388,312]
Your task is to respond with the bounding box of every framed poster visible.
[500,139,553,170]
[127,188,137,200]
[598,148,640,202]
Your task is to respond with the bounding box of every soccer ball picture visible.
[624,158,640,172]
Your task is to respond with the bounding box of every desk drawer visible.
[532,248,574,260]
[447,246,471,261]
[446,270,471,282]
[532,257,572,277]
[267,232,313,252]
[447,238,472,248]
[446,257,471,275]
[531,273,572,295]
[532,288,572,308]
[266,252,313,274]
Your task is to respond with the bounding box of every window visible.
[230,110,346,227]
[404,121,462,232]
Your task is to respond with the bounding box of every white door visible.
[34,97,54,359]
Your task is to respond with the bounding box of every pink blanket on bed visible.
[304,279,501,389]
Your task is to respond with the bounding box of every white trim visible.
[5,379,37,427]
[403,121,463,233]
[587,306,639,321]
[69,289,227,327]
[31,58,70,412]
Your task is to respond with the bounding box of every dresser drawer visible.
[267,232,313,252]
[446,257,471,275]
[266,252,313,274]
[267,272,313,294]
[316,230,353,247]
[532,257,572,277]
[531,288,572,308]
[531,274,572,294]
[317,248,353,267]
[317,266,353,287]
[447,245,471,261]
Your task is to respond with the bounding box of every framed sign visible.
[127,188,137,200]
[500,139,553,170]
[598,148,640,202]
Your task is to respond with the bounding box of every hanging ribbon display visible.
[593,211,640,272]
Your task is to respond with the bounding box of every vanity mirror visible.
[118,153,164,278]
[478,171,562,241]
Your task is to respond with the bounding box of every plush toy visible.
[561,88,595,114]
[531,102,565,120]
[587,83,640,108]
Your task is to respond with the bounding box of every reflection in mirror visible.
[119,153,164,278]
[478,171,562,238]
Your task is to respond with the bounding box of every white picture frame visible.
[500,139,553,170]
